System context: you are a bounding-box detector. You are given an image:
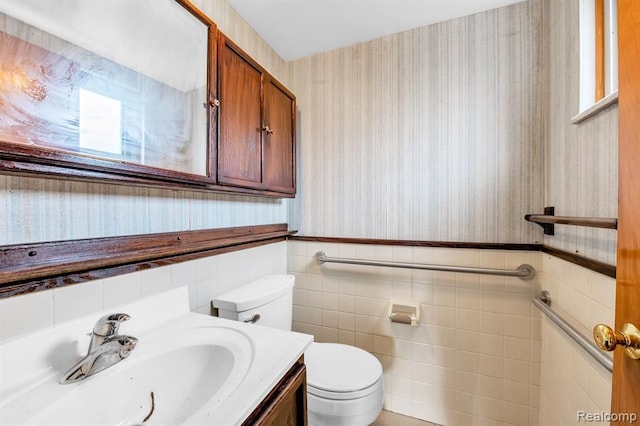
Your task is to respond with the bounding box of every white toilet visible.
[212,274,384,426]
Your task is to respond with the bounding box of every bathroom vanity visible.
[243,356,307,425]
[0,288,312,425]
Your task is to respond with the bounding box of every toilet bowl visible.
[305,342,383,426]
[212,274,384,426]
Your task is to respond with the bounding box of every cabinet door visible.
[242,358,307,426]
[263,78,296,194]
[217,36,263,189]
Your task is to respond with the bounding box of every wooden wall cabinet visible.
[242,356,307,426]
[217,34,296,196]
[0,3,296,198]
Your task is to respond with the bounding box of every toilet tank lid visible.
[212,274,295,312]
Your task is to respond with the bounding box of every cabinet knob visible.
[262,126,275,135]
[593,322,640,360]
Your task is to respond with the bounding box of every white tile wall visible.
[0,239,616,426]
[537,254,615,426]
[0,242,287,341]
[288,240,542,426]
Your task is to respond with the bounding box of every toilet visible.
[212,274,384,426]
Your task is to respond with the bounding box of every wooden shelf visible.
[525,207,617,235]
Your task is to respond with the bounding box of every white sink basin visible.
[0,287,312,425]
[2,325,252,426]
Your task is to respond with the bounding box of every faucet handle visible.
[105,335,139,358]
[93,313,131,337]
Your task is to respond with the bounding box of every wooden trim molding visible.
[541,245,616,279]
[595,0,606,101]
[0,224,295,298]
[290,236,616,278]
[289,235,539,251]
[1,230,615,299]
[571,90,618,124]
[0,160,296,199]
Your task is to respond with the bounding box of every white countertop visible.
[0,287,313,425]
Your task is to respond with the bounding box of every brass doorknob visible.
[202,99,220,109]
[262,125,275,135]
[593,323,640,360]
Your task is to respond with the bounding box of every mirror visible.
[0,0,209,177]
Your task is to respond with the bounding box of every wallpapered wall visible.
[285,0,618,266]
[1,0,617,266]
[541,0,618,265]
[285,1,544,246]
[0,2,620,426]
[0,0,290,246]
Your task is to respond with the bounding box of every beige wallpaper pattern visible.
[0,2,621,426]
[285,0,617,266]
[2,0,617,266]
[0,0,289,246]
[285,2,544,245]
[541,0,618,265]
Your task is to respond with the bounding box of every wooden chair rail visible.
[0,223,294,298]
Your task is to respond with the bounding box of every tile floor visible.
[372,410,436,426]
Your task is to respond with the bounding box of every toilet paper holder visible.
[388,303,420,326]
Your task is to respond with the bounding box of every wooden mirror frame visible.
[0,1,228,193]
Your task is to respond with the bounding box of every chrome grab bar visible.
[532,293,613,373]
[314,251,536,280]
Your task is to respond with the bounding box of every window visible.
[79,88,122,155]
[576,0,618,118]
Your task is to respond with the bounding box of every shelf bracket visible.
[526,206,555,235]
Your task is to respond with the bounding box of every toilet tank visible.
[211,274,295,331]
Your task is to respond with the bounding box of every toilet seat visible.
[305,342,383,400]
[308,377,383,400]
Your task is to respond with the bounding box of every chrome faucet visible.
[60,313,138,384]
